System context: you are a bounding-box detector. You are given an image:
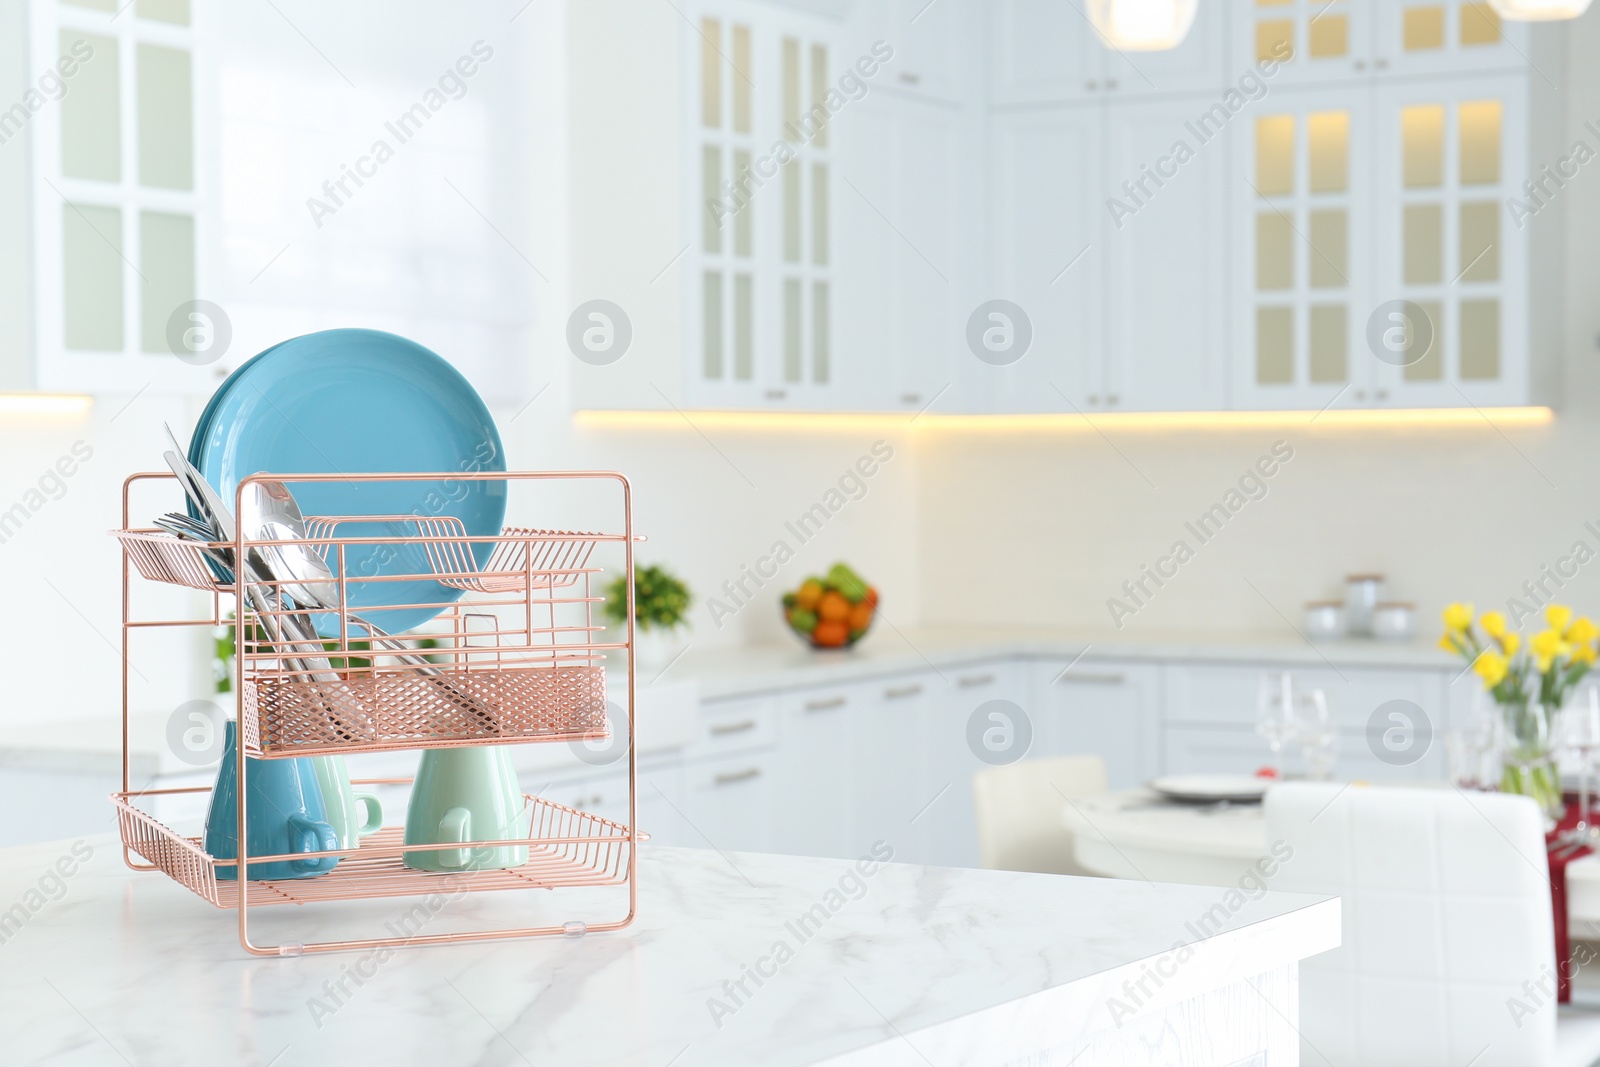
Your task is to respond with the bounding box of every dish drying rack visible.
[112,470,642,956]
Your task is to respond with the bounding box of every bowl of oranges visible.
[782,563,877,649]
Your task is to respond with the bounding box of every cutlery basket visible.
[111,469,643,956]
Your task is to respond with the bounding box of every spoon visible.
[240,479,500,726]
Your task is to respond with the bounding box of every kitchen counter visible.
[670,624,1457,700]
[4,835,1338,1066]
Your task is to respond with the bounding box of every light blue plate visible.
[191,329,506,636]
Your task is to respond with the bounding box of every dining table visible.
[1062,786,1600,937]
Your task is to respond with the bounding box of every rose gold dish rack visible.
[112,470,643,956]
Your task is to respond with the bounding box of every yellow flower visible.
[1569,617,1599,645]
[1438,634,1459,653]
[1575,645,1599,666]
[1531,628,1568,662]
[1475,650,1509,688]
[1443,602,1474,632]
[1481,611,1508,639]
[1547,604,1574,635]
[1502,632,1521,657]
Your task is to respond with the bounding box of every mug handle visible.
[354,793,383,837]
[288,815,340,873]
[436,807,471,869]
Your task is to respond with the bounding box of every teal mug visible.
[204,720,339,880]
[310,754,383,850]
[403,746,529,872]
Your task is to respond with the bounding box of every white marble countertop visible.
[5,835,1338,1066]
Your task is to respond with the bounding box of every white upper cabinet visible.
[984,107,1104,412]
[1103,96,1230,411]
[1241,0,1530,83]
[864,0,972,103]
[1233,84,1377,410]
[989,0,1232,106]
[1372,73,1530,408]
[12,0,210,396]
[1374,0,1531,78]
[988,0,1107,105]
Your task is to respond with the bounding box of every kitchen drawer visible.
[687,695,777,761]
[1165,725,1445,781]
[1165,664,1447,733]
[682,751,777,854]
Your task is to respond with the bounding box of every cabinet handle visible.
[957,673,996,688]
[1375,388,1389,401]
[1087,394,1100,405]
[884,684,923,699]
[1054,671,1126,686]
[901,392,921,405]
[898,72,921,86]
[1354,60,1367,71]
[1375,57,1389,70]
[1105,78,1119,90]
[765,389,786,401]
[710,719,757,736]
[805,696,846,712]
[1086,79,1099,91]
[1106,394,1120,405]
[714,767,761,786]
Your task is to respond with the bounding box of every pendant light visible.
[1086,0,1199,51]
[1487,0,1593,19]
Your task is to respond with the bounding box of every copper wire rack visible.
[113,469,642,956]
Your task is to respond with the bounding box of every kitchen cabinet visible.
[1163,662,1452,780]
[857,0,972,105]
[773,682,860,858]
[988,0,1231,105]
[4,0,211,396]
[1102,95,1230,411]
[1033,659,1161,788]
[683,749,779,854]
[852,673,939,859]
[983,106,1103,412]
[835,92,967,412]
[922,660,1033,866]
[1239,0,1530,86]
[542,762,689,847]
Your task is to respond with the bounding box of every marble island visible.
[5,835,1338,1066]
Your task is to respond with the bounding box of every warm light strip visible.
[0,393,93,416]
[573,406,1555,432]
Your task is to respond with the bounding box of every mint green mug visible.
[310,754,383,851]
[403,746,529,872]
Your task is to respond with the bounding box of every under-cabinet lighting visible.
[573,407,1555,432]
[0,394,93,416]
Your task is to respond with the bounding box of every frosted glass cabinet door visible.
[1373,0,1530,79]
[1237,0,1379,84]
[1102,96,1229,412]
[984,107,1104,413]
[1371,74,1528,407]
[1232,85,1377,410]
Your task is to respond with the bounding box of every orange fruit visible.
[817,591,851,623]
[812,620,849,647]
[848,601,874,631]
[864,586,879,608]
[795,580,824,611]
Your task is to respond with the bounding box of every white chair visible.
[1266,782,1600,1067]
[972,755,1107,876]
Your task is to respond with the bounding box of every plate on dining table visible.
[1147,774,1271,804]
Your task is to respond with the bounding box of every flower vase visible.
[1501,700,1564,826]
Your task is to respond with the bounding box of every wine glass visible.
[1297,688,1338,781]
[1558,687,1600,841]
[1256,672,1298,775]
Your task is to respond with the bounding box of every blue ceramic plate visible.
[192,329,506,635]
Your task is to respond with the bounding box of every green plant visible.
[604,564,691,633]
